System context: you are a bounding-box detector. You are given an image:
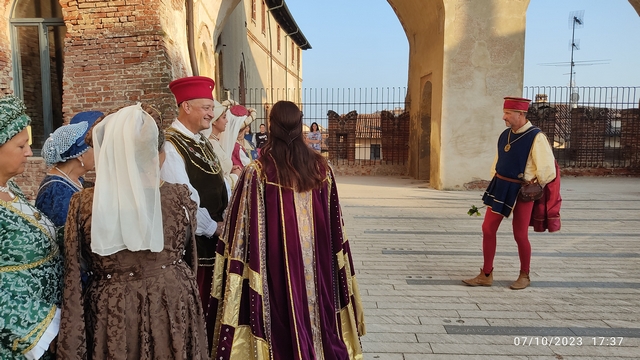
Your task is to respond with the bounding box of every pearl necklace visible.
[54,166,83,190]
[0,184,15,199]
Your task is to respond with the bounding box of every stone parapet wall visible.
[330,162,407,177]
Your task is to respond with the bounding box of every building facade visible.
[0,0,307,197]
[217,0,310,129]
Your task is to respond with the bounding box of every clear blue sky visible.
[285,0,640,89]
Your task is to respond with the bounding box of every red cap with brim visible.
[503,97,531,112]
[169,76,215,104]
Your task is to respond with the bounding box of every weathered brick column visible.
[327,110,357,162]
[620,108,640,168]
[570,107,608,167]
[59,0,187,125]
[527,105,557,148]
[380,110,409,163]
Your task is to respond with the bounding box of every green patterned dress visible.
[1,180,63,359]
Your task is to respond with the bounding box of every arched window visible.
[11,0,65,155]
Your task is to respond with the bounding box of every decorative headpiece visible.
[230,105,248,117]
[42,111,103,165]
[91,103,163,256]
[169,76,215,105]
[0,95,31,146]
[503,97,531,112]
[220,102,257,157]
[213,99,231,122]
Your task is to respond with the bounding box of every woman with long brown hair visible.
[208,101,366,360]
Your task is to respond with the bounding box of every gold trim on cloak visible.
[210,161,366,359]
[13,306,57,353]
[277,185,304,359]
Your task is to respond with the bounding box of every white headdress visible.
[90,103,164,256]
[201,99,232,139]
[220,103,257,158]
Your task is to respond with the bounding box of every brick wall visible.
[331,162,407,176]
[0,0,12,96]
[327,110,357,162]
[620,108,640,167]
[380,110,409,163]
[10,0,193,198]
[12,158,48,200]
[59,0,183,124]
[570,107,608,167]
[527,106,557,147]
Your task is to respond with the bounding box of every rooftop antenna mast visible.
[568,10,584,101]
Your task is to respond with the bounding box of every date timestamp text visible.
[513,336,624,346]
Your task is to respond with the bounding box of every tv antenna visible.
[538,11,610,104]
[568,10,584,97]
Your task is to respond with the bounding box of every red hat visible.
[503,97,531,112]
[169,76,215,104]
[230,105,248,117]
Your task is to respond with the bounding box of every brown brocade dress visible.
[57,183,208,360]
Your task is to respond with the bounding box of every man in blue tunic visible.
[463,97,556,290]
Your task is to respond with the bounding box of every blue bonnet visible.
[42,111,103,166]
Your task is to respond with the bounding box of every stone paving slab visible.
[402,356,529,360]
[335,175,640,359]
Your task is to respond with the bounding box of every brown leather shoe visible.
[462,268,493,286]
[510,270,530,290]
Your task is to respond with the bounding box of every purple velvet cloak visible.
[208,156,366,360]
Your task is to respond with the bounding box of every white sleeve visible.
[239,147,251,166]
[161,141,217,237]
[24,308,60,360]
[224,177,232,201]
[527,132,557,186]
[489,152,498,179]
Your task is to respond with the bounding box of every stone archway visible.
[387,0,640,189]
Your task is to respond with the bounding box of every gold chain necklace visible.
[167,129,222,175]
[504,128,535,152]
